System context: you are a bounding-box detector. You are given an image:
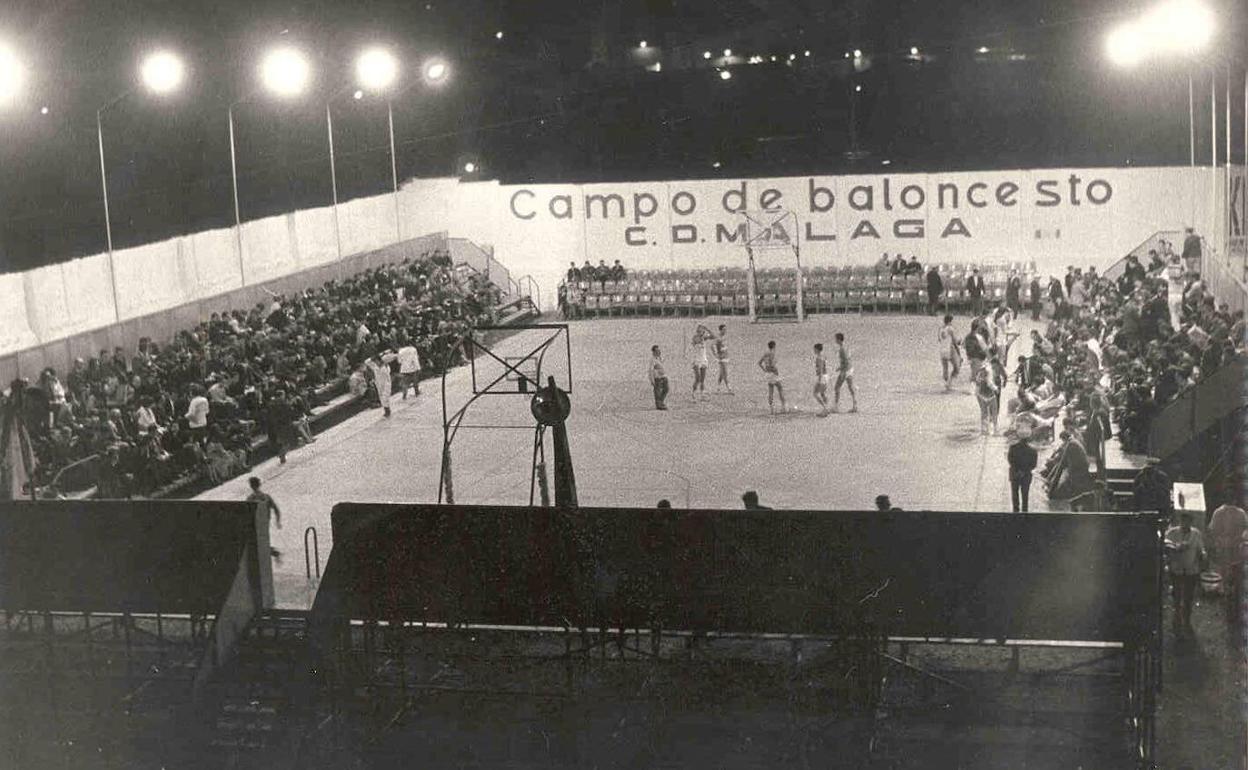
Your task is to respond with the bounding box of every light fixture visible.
[804,50,811,57]
[356,47,399,92]
[769,55,776,62]
[495,31,504,40]
[140,50,186,95]
[910,46,920,56]
[40,105,48,115]
[712,161,722,168]
[1145,0,1215,55]
[639,40,647,49]
[1105,24,1145,67]
[844,51,851,59]
[788,53,796,61]
[423,58,449,83]
[352,89,364,99]
[703,50,712,59]
[881,159,892,166]
[0,42,25,106]
[976,46,990,53]
[853,48,862,58]
[464,162,476,173]
[259,46,311,97]
[855,84,862,92]
[723,48,732,57]
[719,69,732,80]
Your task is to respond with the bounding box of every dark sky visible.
[0,0,1243,272]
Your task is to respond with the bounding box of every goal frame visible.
[738,208,805,323]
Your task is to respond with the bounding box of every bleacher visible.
[559,262,1039,318]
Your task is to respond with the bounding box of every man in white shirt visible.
[396,344,422,399]
[185,387,210,442]
[1165,512,1206,632]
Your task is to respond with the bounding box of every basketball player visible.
[714,324,732,393]
[690,325,712,401]
[813,343,830,416]
[832,333,858,413]
[757,340,787,414]
[938,314,960,390]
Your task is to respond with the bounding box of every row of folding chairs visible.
[566,285,1008,318]
[568,267,1038,295]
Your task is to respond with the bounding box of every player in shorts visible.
[714,324,732,393]
[938,314,960,391]
[690,325,712,401]
[757,340,787,414]
[813,343,830,416]
[832,332,858,413]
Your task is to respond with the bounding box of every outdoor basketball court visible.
[196,312,1047,609]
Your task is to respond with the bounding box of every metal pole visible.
[1189,73,1195,167]
[227,105,246,285]
[1211,70,1218,252]
[388,100,401,242]
[95,109,122,323]
[326,103,343,259]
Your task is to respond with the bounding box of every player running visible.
[757,340,787,414]
[832,333,858,413]
[813,343,830,416]
[713,324,732,393]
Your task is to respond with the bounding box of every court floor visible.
[196,312,1051,608]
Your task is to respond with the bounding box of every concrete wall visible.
[394,167,1227,308]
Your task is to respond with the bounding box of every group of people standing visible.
[647,324,857,416]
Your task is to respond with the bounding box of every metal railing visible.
[1102,231,1182,282]
[1147,354,1246,460]
[516,275,541,312]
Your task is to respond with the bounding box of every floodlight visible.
[639,40,647,49]
[40,105,48,114]
[804,50,811,57]
[853,48,862,58]
[1147,0,1215,54]
[495,31,504,40]
[352,89,364,100]
[0,43,25,106]
[723,48,732,57]
[356,47,398,93]
[855,84,863,92]
[719,70,732,80]
[140,50,185,95]
[260,46,311,97]
[976,46,990,53]
[464,162,476,173]
[703,51,712,59]
[910,46,920,56]
[424,59,448,83]
[1105,24,1145,68]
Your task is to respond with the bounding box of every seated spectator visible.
[904,256,923,276]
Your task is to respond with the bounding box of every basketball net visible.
[738,209,804,323]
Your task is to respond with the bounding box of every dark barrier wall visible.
[316,505,1163,645]
[0,500,256,614]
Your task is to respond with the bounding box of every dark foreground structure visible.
[0,500,1163,769]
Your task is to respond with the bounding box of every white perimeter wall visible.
[0,165,1226,358]
[396,166,1227,311]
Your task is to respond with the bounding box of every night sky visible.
[0,0,1243,272]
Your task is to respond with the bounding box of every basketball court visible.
[192,312,1046,608]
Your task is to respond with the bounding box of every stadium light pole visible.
[354,47,402,241]
[96,50,187,322]
[229,46,313,283]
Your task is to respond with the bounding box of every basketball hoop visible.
[737,208,804,323]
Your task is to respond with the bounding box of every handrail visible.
[1102,230,1182,282]
[41,452,100,498]
[1147,353,1247,460]
[516,276,542,312]
[304,526,321,580]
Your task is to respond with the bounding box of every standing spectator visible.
[580,259,595,283]
[596,260,610,289]
[1181,227,1202,275]
[185,386,210,443]
[925,266,944,315]
[1005,271,1022,318]
[1164,512,1206,633]
[396,344,422,399]
[1064,266,1077,296]
[1029,275,1043,320]
[742,490,771,510]
[966,268,986,316]
[246,476,283,564]
[648,345,669,411]
[974,366,1000,436]
[1007,428,1038,512]
[366,351,398,418]
[265,390,296,465]
[566,261,581,283]
[610,260,626,282]
[905,256,923,276]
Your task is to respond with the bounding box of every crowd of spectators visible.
[567,259,628,287]
[1001,255,1244,507]
[3,251,504,498]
